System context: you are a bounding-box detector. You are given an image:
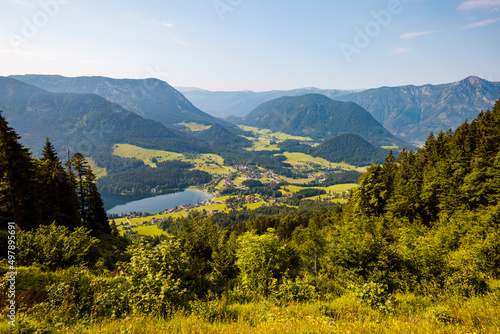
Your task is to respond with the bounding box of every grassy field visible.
[12,291,500,334]
[86,157,107,178]
[279,152,368,173]
[177,122,212,131]
[281,177,314,184]
[239,125,313,141]
[280,152,333,167]
[244,139,281,152]
[128,225,169,236]
[113,144,185,166]
[188,153,225,165]
[244,201,266,210]
[112,144,234,174]
[284,183,357,194]
[193,164,236,174]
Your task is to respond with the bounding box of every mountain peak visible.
[459,76,488,87]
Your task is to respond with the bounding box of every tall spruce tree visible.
[69,152,110,234]
[38,139,80,228]
[0,111,40,230]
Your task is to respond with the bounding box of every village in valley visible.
[112,156,356,237]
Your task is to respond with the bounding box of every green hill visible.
[314,133,388,166]
[241,94,405,147]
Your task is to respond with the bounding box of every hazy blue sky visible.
[0,0,499,91]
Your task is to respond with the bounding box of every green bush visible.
[17,223,100,270]
[353,281,393,312]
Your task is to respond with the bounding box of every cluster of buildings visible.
[222,178,247,189]
[162,200,213,215]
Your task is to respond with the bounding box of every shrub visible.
[17,223,100,270]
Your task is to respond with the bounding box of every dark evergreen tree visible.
[38,139,80,228]
[69,152,110,234]
[0,111,40,230]
[84,168,111,234]
[70,152,89,225]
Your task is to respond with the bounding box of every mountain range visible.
[0,77,207,157]
[180,76,500,144]
[338,76,500,143]
[10,75,220,127]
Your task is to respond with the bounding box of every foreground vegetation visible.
[2,289,499,333]
[1,100,500,332]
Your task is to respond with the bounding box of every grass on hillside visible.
[125,225,169,237]
[279,152,368,173]
[112,144,231,173]
[177,122,212,131]
[281,177,314,185]
[284,183,357,194]
[86,157,107,178]
[113,144,185,166]
[244,139,281,151]
[193,164,236,175]
[238,125,313,141]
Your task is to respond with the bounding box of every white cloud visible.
[458,0,500,10]
[400,30,440,39]
[462,17,500,28]
[391,48,410,54]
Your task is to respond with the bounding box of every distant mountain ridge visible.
[10,74,221,126]
[240,94,405,147]
[177,86,355,119]
[337,76,500,143]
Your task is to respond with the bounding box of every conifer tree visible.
[0,111,40,230]
[38,138,80,228]
[69,152,110,234]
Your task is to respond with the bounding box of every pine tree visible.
[84,168,110,234]
[38,139,80,228]
[0,111,40,230]
[69,152,110,234]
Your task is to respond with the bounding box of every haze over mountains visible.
[177,87,355,119]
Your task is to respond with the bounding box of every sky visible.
[0,0,499,91]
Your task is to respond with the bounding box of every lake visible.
[102,189,213,215]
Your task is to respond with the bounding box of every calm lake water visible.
[102,189,213,215]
